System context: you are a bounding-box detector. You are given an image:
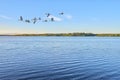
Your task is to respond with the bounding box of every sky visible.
[0,0,120,34]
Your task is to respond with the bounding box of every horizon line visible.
[0,32,120,35]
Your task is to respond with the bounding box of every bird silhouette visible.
[25,20,30,23]
[18,12,65,24]
[33,20,36,24]
[51,18,54,22]
[59,12,64,15]
[45,13,50,17]
[38,17,41,20]
[43,20,48,22]
[32,17,37,24]
[19,16,23,21]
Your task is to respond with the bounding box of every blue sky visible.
[0,0,120,34]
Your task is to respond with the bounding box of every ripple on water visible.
[0,37,120,80]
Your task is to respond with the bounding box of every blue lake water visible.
[0,36,120,80]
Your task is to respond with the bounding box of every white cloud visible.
[48,15,62,21]
[0,15,12,20]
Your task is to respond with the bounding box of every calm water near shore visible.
[0,36,120,80]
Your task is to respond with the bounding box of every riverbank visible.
[0,33,120,37]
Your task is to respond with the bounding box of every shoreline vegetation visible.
[0,33,120,37]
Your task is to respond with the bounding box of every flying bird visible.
[32,17,37,24]
[25,20,30,23]
[43,20,48,22]
[45,13,50,17]
[51,18,54,22]
[33,20,36,24]
[38,17,41,20]
[19,16,23,21]
[59,12,64,15]
[18,12,65,24]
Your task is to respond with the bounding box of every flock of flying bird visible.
[19,12,64,24]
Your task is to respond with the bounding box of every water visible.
[0,36,120,80]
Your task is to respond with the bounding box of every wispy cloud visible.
[65,14,73,19]
[48,14,73,22]
[48,15,62,21]
[0,15,12,20]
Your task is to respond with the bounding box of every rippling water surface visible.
[0,36,120,80]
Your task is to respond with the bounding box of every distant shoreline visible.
[0,33,120,37]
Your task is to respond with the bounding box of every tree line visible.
[10,33,120,36]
